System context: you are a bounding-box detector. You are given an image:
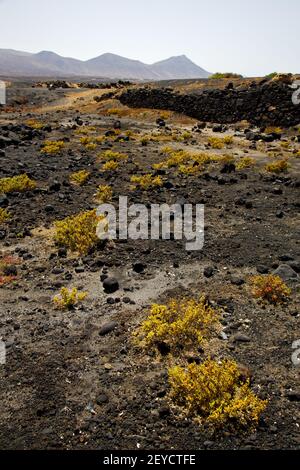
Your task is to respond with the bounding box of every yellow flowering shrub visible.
[236,157,256,170]
[53,287,87,310]
[265,159,288,173]
[69,170,90,186]
[155,149,212,173]
[208,136,233,149]
[86,143,97,151]
[80,136,94,145]
[130,174,163,190]
[54,209,103,254]
[217,154,235,164]
[102,160,119,172]
[100,150,128,162]
[152,162,166,171]
[134,296,220,352]
[250,274,291,304]
[161,146,174,154]
[41,140,65,155]
[25,119,44,129]
[280,141,290,149]
[95,136,105,144]
[0,174,36,194]
[264,126,282,134]
[80,135,105,148]
[106,108,127,117]
[178,164,203,175]
[223,136,233,144]
[0,208,11,224]
[168,359,267,430]
[95,185,113,203]
[75,126,97,135]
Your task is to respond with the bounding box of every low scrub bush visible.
[0,255,20,286]
[75,126,97,135]
[178,163,203,175]
[53,287,87,310]
[106,107,128,117]
[41,140,65,155]
[265,159,288,173]
[264,126,282,134]
[85,143,97,151]
[25,119,44,130]
[80,136,103,149]
[130,174,163,190]
[265,72,278,79]
[80,136,94,145]
[209,72,243,79]
[154,149,212,173]
[100,150,128,162]
[69,170,90,186]
[236,157,255,170]
[95,185,113,203]
[134,296,220,352]
[168,359,267,430]
[280,141,290,149]
[208,136,233,149]
[0,174,36,194]
[102,160,119,172]
[54,209,103,254]
[0,208,11,224]
[250,274,291,304]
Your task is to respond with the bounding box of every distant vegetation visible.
[265,72,279,79]
[209,72,243,79]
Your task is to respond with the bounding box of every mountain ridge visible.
[0,49,211,80]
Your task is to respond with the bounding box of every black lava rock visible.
[99,321,118,336]
[133,262,145,273]
[204,266,214,278]
[102,277,119,294]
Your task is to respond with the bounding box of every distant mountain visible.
[152,55,211,79]
[85,53,157,80]
[0,49,211,80]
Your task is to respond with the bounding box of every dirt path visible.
[30,88,104,114]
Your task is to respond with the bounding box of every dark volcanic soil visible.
[0,82,299,450]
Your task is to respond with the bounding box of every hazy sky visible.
[0,0,299,76]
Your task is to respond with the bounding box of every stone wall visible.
[119,78,300,127]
